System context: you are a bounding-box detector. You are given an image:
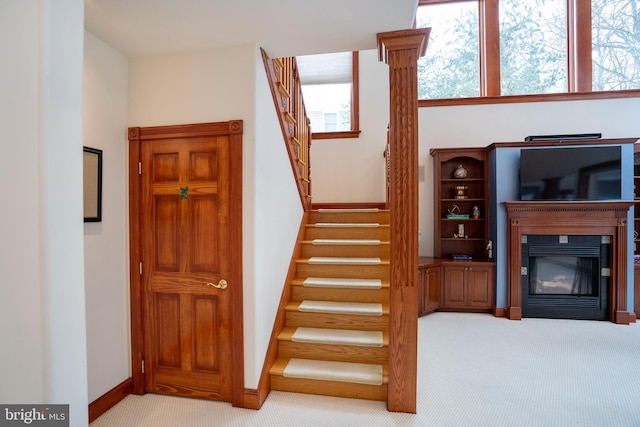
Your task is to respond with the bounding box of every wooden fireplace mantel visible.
[503,201,634,324]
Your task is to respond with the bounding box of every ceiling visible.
[85,0,419,58]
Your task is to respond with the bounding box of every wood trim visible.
[503,201,633,324]
[311,202,387,210]
[351,51,360,134]
[487,137,638,150]
[568,0,592,92]
[629,312,637,323]
[635,265,640,319]
[127,128,144,395]
[493,307,507,317]
[242,388,261,411]
[479,0,500,97]
[88,378,132,423]
[228,126,245,408]
[419,88,640,107]
[311,130,361,140]
[377,28,430,414]
[127,121,245,405]
[251,212,310,409]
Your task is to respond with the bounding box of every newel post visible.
[377,28,430,413]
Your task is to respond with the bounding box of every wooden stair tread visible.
[276,358,385,386]
[279,326,387,347]
[296,277,385,289]
[287,300,387,316]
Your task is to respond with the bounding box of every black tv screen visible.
[520,146,621,201]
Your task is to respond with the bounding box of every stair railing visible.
[261,49,312,210]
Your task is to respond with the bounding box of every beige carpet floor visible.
[90,312,640,427]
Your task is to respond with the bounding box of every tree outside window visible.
[416,0,640,101]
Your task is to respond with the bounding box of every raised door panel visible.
[467,266,494,308]
[443,266,466,307]
[418,266,441,316]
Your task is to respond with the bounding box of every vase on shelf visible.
[453,164,468,179]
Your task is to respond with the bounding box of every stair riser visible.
[296,263,389,279]
[278,341,388,364]
[305,227,390,240]
[270,376,387,401]
[301,244,389,258]
[292,286,389,304]
[286,311,389,331]
[309,211,390,225]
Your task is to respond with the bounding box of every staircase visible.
[270,208,390,401]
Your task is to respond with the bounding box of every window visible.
[297,51,360,139]
[416,0,640,104]
[592,0,640,91]
[416,2,480,99]
[499,0,567,95]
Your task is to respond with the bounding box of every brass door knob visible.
[206,279,228,289]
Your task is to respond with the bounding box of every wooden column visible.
[377,28,430,414]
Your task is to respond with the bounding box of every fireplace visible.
[503,201,633,324]
[521,234,609,320]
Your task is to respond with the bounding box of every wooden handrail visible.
[261,49,312,210]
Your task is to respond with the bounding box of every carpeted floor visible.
[90,312,640,427]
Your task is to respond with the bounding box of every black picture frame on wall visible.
[83,146,103,222]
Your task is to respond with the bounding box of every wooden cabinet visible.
[418,257,440,316]
[430,147,495,312]
[441,261,495,310]
[430,147,490,260]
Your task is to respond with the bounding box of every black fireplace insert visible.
[521,234,609,320]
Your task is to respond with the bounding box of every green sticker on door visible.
[180,186,189,200]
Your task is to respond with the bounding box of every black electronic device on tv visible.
[520,145,621,201]
[524,133,602,142]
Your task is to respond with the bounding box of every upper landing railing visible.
[261,49,312,210]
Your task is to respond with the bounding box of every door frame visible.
[128,120,244,406]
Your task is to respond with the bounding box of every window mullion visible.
[479,0,501,96]
[568,0,592,92]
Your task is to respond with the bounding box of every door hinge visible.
[139,262,143,275]
[138,161,142,175]
[141,360,145,374]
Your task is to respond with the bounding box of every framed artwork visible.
[83,146,103,222]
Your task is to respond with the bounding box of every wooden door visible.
[129,121,243,404]
[467,265,493,308]
[442,264,466,307]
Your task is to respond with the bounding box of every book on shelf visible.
[446,214,470,219]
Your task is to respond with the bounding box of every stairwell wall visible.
[128,44,302,390]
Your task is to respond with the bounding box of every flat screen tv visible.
[520,146,621,201]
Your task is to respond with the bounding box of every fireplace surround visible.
[504,201,633,324]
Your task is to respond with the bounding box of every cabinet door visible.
[442,265,466,307]
[467,265,494,308]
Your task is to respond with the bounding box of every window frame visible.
[307,51,361,140]
[417,0,640,106]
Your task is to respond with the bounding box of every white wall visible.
[83,31,131,402]
[0,0,45,403]
[128,45,303,389]
[248,50,304,387]
[0,1,89,425]
[311,49,390,203]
